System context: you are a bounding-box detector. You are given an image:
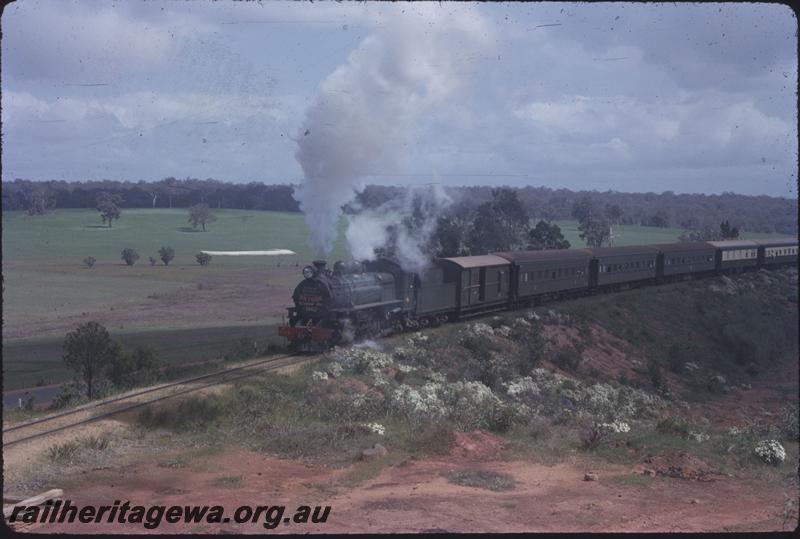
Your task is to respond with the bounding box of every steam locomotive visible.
[278,237,798,352]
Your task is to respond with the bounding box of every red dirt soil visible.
[13,441,797,534]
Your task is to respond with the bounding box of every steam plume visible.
[293,5,491,260]
[346,183,452,273]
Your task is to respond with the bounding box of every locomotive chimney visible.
[313,260,327,271]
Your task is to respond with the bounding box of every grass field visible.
[549,220,781,247]
[1,207,786,390]
[2,208,350,262]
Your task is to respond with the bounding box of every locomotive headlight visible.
[302,265,316,279]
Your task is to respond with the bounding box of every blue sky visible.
[2,1,797,198]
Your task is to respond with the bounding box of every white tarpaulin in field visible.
[200,249,296,256]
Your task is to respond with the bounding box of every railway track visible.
[3,353,307,448]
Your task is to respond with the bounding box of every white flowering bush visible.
[426,371,446,383]
[467,322,494,337]
[311,370,329,381]
[598,420,631,434]
[395,363,417,374]
[495,325,513,337]
[441,381,522,431]
[361,422,386,436]
[689,431,709,443]
[505,377,541,397]
[371,372,391,388]
[754,439,786,465]
[514,317,532,328]
[330,346,393,374]
[525,311,540,321]
[407,332,430,346]
[508,368,665,422]
[327,362,343,378]
[389,383,447,421]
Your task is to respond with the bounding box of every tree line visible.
[388,188,747,259]
[4,177,795,235]
[353,184,796,235]
[3,178,299,213]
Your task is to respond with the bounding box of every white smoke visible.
[293,5,492,258]
[346,183,452,273]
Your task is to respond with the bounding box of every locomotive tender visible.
[278,237,798,351]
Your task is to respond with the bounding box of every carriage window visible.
[498,271,503,293]
[551,271,556,279]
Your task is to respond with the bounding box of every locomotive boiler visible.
[278,258,418,352]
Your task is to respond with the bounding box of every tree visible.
[720,220,740,239]
[527,220,571,250]
[467,188,530,254]
[26,188,56,215]
[573,196,610,248]
[571,195,594,224]
[196,252,212,266]
[159,246,175,266]
[148,256,157,266]
[579,216,610,248]
[432,215,470,257]
[647,211,669,228]
[83,256,96,269]
[188,203,217,231]
[605,203,623,224]
[121,248,140,266]
[96,192,122,227]
[62,321,122,399]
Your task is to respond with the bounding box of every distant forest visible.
[2,178,796,235]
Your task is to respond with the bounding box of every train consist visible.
[278,237,798,351]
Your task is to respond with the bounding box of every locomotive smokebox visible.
[313,260,327,271]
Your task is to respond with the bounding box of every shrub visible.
[158,246,175,266]
[553,348,582,372]
[754,440,786,465]
[83,256,96,268]
[224,336,258,361]
[195,252,212,266]
[47,441,81,462]
[108,346,161,389]
[138,396,225,431]
[49,379,88,409]
[577,418,607,450]
[647,360,665,391]
[81,433,110,451]
[667,343,686,374]
[149,256,157,266]
[121,248,140,266]
[656,416,691,438]
[527,415,552,439]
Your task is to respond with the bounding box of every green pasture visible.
[1,208,350,263]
